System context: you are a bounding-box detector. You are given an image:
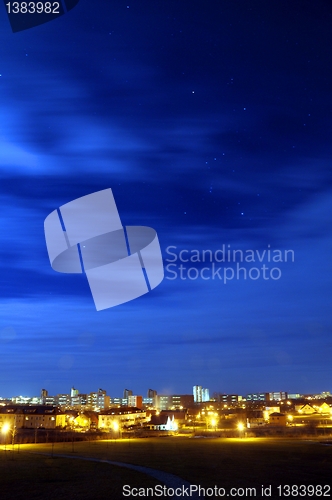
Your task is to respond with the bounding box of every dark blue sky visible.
[0,0,331,398]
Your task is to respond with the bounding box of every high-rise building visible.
[45,395,56,405]
[128,395,143,408]
[202,388,210,402]
[88,389,110,410]
[193,385,202,402]
[123,389,133,399]
[57,394,71,407]
[71,387,79,397]
[193,385,210,403]
[40,388,48,404]
[71,393,87,406]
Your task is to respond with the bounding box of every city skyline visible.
[0,1,331,397]
[1,383,330,402]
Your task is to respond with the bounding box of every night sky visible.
[0,1,331,399]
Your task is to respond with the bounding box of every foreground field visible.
[1,437,331,499]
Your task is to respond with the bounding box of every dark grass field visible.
[0,449,160,499]
[1,437,331,499]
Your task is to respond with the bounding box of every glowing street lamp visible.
[237,422,245,438]
[112,420,121,439]
[2,423,10,450]
[210,418,217,430]
[2,423,10,434]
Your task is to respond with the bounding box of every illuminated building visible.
[128,395,143,409]
[156,394,194,410]
[87,389,110,410]
[193,386,210,403]
[269,392,288,401]
[71,387,79,397]
[0,405,65,429]
[246,393,269,402]
[98,407,146,430]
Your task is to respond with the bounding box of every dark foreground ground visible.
[0,437,331,499]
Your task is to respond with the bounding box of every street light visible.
[237,422,245,438]
[2,423,10,434]
[2,423,10,451]
[112,421,120,439]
